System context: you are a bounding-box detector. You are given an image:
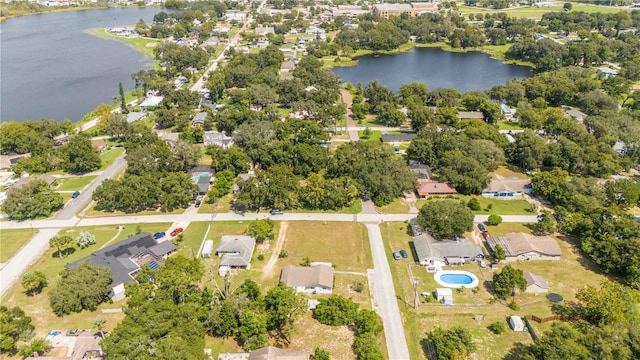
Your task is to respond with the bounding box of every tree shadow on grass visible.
[52,247,76,259]
[419,338,437,360]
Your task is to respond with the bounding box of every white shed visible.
[435,288,453,306]
[509,316,525,332]
[202,240,214,258]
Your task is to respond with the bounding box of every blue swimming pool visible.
[434,270,479,288]
[440,274,473,285]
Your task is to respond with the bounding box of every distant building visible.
[255,26,275,36]
[139,95,164,108]
[126,111,148,124]
[202,36,220,48]
[192,112,208,127]
[0,153,30,170]
[597,67,618,77]
[380,133,417,144]
[14,174,57,188]
[67,233,176,301]
[92,141,108,153]
[565,108,587,124]
[409,161,432,180]
[204,131,234,148]
[280,264,334,294]
[482,174,531,198]
[457,111,485,121]
[372,2,439,19]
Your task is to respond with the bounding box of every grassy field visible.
[416,195,533,215]
[0,223,170,336]
[278,221,372,272]
[286,200,362,214]
[379,221,610,359]
[83,204,185,217]
[492,166,530,179]
[90,29,158,59]
[0,229,37,263]
[458,3,626,19]
[497,121,524,131]
[198,194,233,213]
[98,148,125,171]
[55,176,97,191]
[176,221,212,259]
[358,130,382,142]
[376,197,411,214]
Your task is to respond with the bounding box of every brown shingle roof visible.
[417,181,457,196]
[503,233,561,257]
[249,346,307,360]
[484,174,531,193]
[280,264,334,289]
[524,272,549,290]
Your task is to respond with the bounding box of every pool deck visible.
[434,269,480,288]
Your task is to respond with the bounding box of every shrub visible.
[278,250,288,258]
[487,214,502,226]
[76,231,96,249]
[313,295,359,326]
[257,254,265,261]
[488,321,507,334]
[508,301,520,310]
[352,281,363,293]
[467,198,481,211]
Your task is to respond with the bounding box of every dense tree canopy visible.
[1,180,63,220]
[417,200,474,239]
[49,262,112,316]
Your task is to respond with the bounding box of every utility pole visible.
[413,279,419,309]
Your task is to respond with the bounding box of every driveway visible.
[54,153,127,221]
[365,223,411,360]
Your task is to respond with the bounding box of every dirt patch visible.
[262,221,288,279]
[46,347,68,357]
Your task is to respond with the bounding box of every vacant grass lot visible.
[0,223,170,336]
[376,197,410,214]
[98,148,124,171]
[0,229,37,263]
[379,221,610,359]
[459,3,625,19]
[83,204,185,217]
[497,121,524,131]
[55,176,97,191]
[416,195,532,215]
[198,194,233,213]
[280,221,372,272]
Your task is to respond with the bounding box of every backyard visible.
[379,221,611,360]
[0,223,171,335]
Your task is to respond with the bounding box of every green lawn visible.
[99,148,125,171]
[83,204,185,218]
[89,29,158,58]
[376,197,410,214]
[175,221,211,259]
[286,199,362,214]
[198,194,233,214]
[358,130,382,142]
[416,195,533,215]
[55,176,97,191]
[497,121,524,131]
[0,229,37,263]
[0,223,170,336]
[459,3,626,19]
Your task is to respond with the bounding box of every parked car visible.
[393,252,401,261]
[72,191,80,199]
[399,249,408,259]
[482,231,491,240]
[170,228,183,237]
[479,259,487,268]
[270,208,284,215]
[477,223,487,232]
[153,232,166,240]
[195,195,203,207]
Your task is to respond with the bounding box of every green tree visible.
[487,214,502,226]
[21,271,48,296]
[417,200,474,239]
[49,234,73,259]
[428,326,476,360]
[492,265,527,300]
[313,295,359,326]
[57,134,101,174]
[493,245,506,261]
[93,317,106,339]
[1,180,64,220]
[354,309,382,335]
[247,219,275,242]
[119,82,128,114]
[0,306,34,355]
[239,310,268,351]
[353,332,385,360]
[48,262,112,316]
[488,321,507,334]
[264,282,306,344]
[17,338,50,357]
[467,198,481,211]
[535,210,557,235]
[313,347,331,360]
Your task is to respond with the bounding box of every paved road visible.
[365,223,411,360]
[0,228,61,298]
[54,154,127,220]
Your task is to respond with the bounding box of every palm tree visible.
[93,317,106,338]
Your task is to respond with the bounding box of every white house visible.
[216,235,256,276]
[280,264,334,294]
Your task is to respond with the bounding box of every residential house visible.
[159,132,180,143]
[486,232,562,262]
[412,226,484,267]
[482,174,531,198]
[126,111,148,124]
[255,26,275,36]
[524,272,549,294]
[201,36,220,48]
[0,153,30,170]
[139,95,164,109]
[216,235,256,276]
[280,61,296,72]
[249,347,307,360]
[233,171,256,193]
[435,288,453,306]
[416,181,457,198]
[67,232,176,301]
[14,174,57,188]
[190,165,214,195]
[91,141,108,153]
[565,108,587,124]
[500,104,516,120]
[329,5,369,18]
[204,131,234,148]
[613,141,627,155]
[457,111,485,121]
[192,112,208,127]
[597,67,618,77]
[225,10,246,21]
[280,263,334,294]
[380,133,417,145]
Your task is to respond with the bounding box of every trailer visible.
[202,240,214,258]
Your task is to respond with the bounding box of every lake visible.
[332,47,532,93]
[1,7,165,122]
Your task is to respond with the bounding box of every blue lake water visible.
[1,7,165,122]
[332,47,532,93]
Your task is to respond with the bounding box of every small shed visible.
[509,316,525,332]
[202,240,214,258]
[435,288,453,306]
